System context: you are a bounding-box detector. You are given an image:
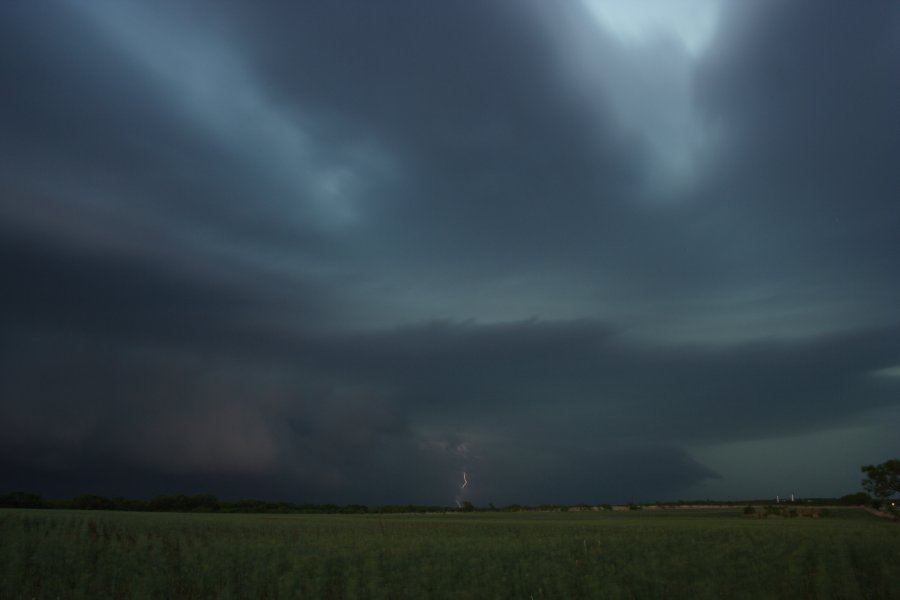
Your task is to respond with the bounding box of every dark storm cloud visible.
[313,319,900,445]
[200,0,900,334]
[4,315,899,503]
[0,232,252,343]
[212,0,647,266]
[692,0,900,281]
[1,0,898,504]
[0,1,350,281]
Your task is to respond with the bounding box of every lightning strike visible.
[454,471,469,509]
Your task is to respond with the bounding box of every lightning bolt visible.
[455,471,469,508]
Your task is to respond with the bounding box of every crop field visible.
[1,508,898,599]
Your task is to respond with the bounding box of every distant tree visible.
[71,494,116,511]
[0,491,45,508]
[461,501,475,512]
[861,459,899,507]
[838,492,871,506]
[147,494,191,512]
[111,497,147,511]
[187,494,220,512]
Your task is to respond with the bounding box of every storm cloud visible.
[1,0,898,504]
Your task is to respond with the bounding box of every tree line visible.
[0,492,456,514]
[2,459,895,514]
[0,492,880,514]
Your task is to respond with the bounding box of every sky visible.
[1,0,899,506]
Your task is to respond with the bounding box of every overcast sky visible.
[2,0,898,505]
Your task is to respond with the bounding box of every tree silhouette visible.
[861,459,899,508]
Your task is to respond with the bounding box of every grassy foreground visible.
[1,508,898,599]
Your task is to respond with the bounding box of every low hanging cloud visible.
[3,309,899,503]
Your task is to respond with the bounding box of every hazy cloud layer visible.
[1,0,898,504]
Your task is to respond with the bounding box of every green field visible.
[1,508,898,599]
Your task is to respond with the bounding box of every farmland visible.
[1,508,898,599]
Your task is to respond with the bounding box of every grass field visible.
[1,507,898,599]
